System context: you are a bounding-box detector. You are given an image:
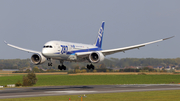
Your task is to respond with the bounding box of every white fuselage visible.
[42,40,101,62]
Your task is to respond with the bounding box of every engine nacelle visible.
[31,53,46,65]
[89,51,104,63]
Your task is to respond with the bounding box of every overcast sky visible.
[0,0,179,59]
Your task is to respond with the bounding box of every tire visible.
[87,64,90,70]
[58,65,62,70]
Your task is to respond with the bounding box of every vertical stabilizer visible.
[94,21,105,48]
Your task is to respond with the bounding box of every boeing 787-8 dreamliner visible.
[4,21,174,70]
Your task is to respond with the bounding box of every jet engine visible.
[89,51,104,63]
[31,53,46,65]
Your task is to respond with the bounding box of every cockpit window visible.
[43,45,53,48]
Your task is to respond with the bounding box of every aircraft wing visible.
[75,51,92,58]
[4,41,41,54]
[101,36,174,56]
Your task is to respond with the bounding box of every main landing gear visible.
[58,61,66,70]
[47,59,66,70]
[58,65,66,70]
[87,64,95,70]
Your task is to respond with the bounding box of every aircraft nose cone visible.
[42,49,49,57]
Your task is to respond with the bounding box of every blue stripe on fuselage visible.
[54,52,61,54]
[54,48,102,55]
[67,48,102,55]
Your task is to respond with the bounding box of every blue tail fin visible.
[94,21,105,48]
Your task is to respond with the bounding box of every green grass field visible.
[1,74,180,86]
[1,90,180,101]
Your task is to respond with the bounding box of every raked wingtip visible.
[163,36,175,41]
[4,41,8,44]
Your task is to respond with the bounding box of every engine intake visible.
[89,52,104,63]
[31,53,46,65]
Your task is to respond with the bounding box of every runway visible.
[1,84,180,99]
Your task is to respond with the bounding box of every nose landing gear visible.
[47,58,52,66]
[48,63,52,66]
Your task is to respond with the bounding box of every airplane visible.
[4,21,174,70]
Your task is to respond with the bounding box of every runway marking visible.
[46,91,97,93]
[1,85,180,99]
[45,87,180,94]
[0,91,97,99]
[98,87,180,93]
[0,94,58,99]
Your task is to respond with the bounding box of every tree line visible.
[0,58,180,70]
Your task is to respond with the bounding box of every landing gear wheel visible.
[87,64,94,70]
[62,65,66,70]
[90,64,94,70]
[58,65,62,70]
[92,66,94,70]
[87,64,90,69]
[58,60,66,70]
[58,65,66,70]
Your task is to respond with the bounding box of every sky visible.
[0,0,180,59]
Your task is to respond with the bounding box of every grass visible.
[1,90,180,101]
[1,74,180,86]
[0,75,23,85]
